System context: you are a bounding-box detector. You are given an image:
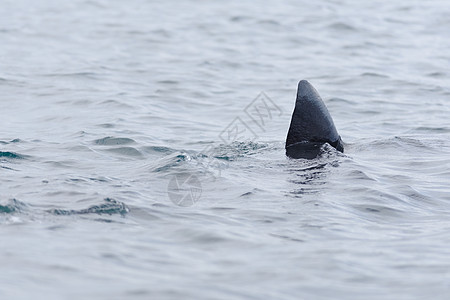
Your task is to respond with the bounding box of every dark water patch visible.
[240,192,253,197]
[97,123,115,128]
[328,97,356,105]
[257,19,281,26]
[49,198,129,216]
[0,77,21,87]
[403,188,430,203]
[0,139,23,145]
[173,228,229,244]
[89,177,111,183]
[288,162,328,173]
[1,166,17,171]
[289,167,328,183]
[67,178,88,183]
[157,80,179,85]
[0,151,26,159]
[289,187,321,196]
[286,158,334,196]
[149,152,190,173]
[209,207,236,211]
[43,72,99,79]
[230,15,252,23]
[142,146,176,155]
[353,204,404,216]
[152,203,170,208]
[361,72,390,78]
[92,218,124,223]
[427,72,446,78]
[327,22,358,32]
[97,99,134,109]
[419,86,445,93]
[149,28,172,38]
[94,137,136,145]
[413,127,450,133]
[269,233,304,243]
[290,169,328,185]
[213,141,269,161]
[239,188,264,197]
[125,29,147,36]
[126,290,151,296]
[46,225,67,231]
[0,199,27,214]
[72,99,92,106]
[104,147,143,157]
[360,110,382,115]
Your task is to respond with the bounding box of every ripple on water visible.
[354,137,435,153]
[0,151,27,159]
[360,72,390,78]
[0,199,27,214]
[104,147,143,157]
[148,152,190,173]
[0,138,23,145]
[142,145,176,155]
[48,198,129,216]
[413,127,450,133]
[91,136,143,157]
[97,99,135,109]
[326,22,358,32]
[212,141,270,161]
[93,137,136,145]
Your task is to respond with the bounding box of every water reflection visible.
[286,145,340,196]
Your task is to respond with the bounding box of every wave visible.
[0,151,26,159]
[0,199,27,214]
[48,198,129,216]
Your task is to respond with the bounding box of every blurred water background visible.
[1,0,449,299]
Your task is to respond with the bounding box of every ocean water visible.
[1,0,450,299]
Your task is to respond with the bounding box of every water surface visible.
[1,0,450,299]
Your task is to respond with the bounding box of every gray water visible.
[1,0,450,299]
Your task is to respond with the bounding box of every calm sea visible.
[1,0,449,299]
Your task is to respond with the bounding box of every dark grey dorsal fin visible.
[285,80,343,159]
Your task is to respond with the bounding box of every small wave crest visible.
[0,151,26,159]
[94,137,136,146]
[48,198,129,216]
[354,136,435,153]
[0,199,27,214]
